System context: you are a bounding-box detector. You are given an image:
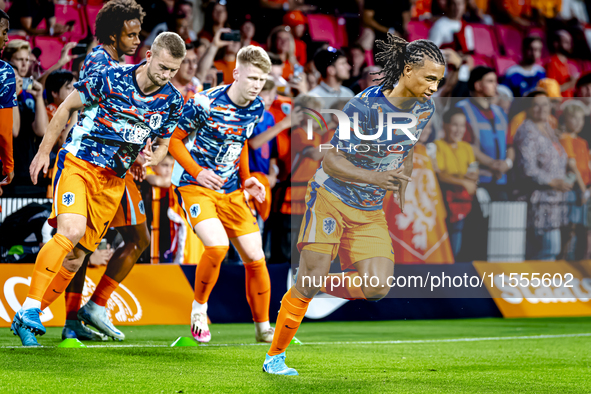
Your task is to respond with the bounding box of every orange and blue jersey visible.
[80,45,119,80]
[249,110,276,174]
[172,84,265,193]
[64,63,184,177]
[310,85,435,211]
[0,60,17,109]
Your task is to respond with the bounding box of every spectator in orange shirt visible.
[559,100,591,259]
[545,30,579,98]
[197,0,229,44]
[214,40,241,85]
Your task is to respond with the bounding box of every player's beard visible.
[147,67,165,87]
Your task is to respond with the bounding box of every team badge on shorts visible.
[62,192,75,207]
[138,200,145,215]
[190,204,201,218]
[323,217,336,235]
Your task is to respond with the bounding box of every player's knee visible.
[362,284,390,301]
[135,224,150,252]
[59,226,86,246]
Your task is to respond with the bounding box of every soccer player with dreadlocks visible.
[262,35,445,375]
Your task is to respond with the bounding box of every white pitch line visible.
[2,332,591,349]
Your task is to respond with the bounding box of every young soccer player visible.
[11,32,186,347]
[262,35,445,375]
[169,45,274,343]
[38,0,150,341]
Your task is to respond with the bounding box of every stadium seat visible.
[471,54,494,68]
[494,56,517,76]
[54,3,87,42]
[468,24,500,58]
[34,36,66,70]
[334,17,348,48]
[495,24,523,60]
[86,5,103,37]
[406,20,431,41]
[580,60,591,74]
[307,14,347,48]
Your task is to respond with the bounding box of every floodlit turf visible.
[1,317,591,393]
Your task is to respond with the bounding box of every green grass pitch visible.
[1,317,591,393]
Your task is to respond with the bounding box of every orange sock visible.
[244,257,271,323]
[28,234,74,302]
[320,272,366,300]
[194,245,229,304]
[268,287,311,356]
[65,292,83,320]
[90,275,119,307]
[40,266,76,310]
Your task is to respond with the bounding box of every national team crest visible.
[190,204,201,218]
[323,217,336,235]
[62,192,75,207]
[149,114,162,129]
[138,201,145,215]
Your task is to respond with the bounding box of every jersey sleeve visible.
[0,65,17,109]
[176,93,210,134]
[159,93,184,139]
[74,69,110,108]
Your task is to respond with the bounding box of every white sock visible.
[21,298,42,310]
[255,321,270,332]
[88,300,104,310]
[192,300,207,314]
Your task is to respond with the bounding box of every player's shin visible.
[193,245,229,304]
[267,287,311,356]
[40,266,76,310]
[244,257,271,323]
[24,234,74,309]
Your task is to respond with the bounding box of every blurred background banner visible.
[474,261,591,317]
[0,264,194,327]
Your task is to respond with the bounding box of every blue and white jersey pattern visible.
[65,63,183,177]
[80,45,119,80]
[172,85,265,193]
[311,85,435,211]
[0,60,17,109]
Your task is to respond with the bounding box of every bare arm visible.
[29,90,85,184]
[196,29,230,83]
[362,9,389,34]
[31,83,48,137]
[146,137,170,167]
[472,143,497,169]
[248,117,290,150]
[38,43,77,88]
[12,106,20,138]
[145,173,172,188]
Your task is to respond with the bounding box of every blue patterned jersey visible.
[311,85,435,211]
[171,85,265,193]
[80,46,119,80]
[64,63,184,177]
[0,60,17,109]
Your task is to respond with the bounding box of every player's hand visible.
[131,154,147,181]
[0,171,13,196]
[142,138,155,167]
[244,176,265,204]
[213,28,232,48]
[197,169,224,190]
[30,152,50,185]
[371,168,411,191]
[397,179,408,213]
[58,42,77,66]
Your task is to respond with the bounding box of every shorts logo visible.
[138,201,145,215]
[123,122,151,144]
[62,192,75,207]
[190,204,201,218]
[323,218,336,235]
[149,114,162,129]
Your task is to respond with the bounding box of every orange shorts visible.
[110,171,146,228]
[298,186,395,270]
[49,150,125,252]
[175,185,259,238]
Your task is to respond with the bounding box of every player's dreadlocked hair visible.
[373,33,445,91]
[95,0,146,45]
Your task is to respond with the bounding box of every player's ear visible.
[109,33,117,46]
[233,67,239,81]
[404,64,413,79]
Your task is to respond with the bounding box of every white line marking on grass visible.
[3,332,591,349]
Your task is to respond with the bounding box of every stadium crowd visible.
[2,0,591,265]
